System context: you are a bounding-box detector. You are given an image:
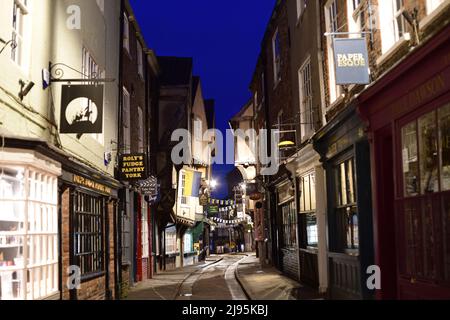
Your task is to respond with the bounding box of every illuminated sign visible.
[333,37,370,85]
[73,175,111,195]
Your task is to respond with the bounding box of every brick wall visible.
[281,248,300,281]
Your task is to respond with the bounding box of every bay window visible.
[0,155,60,300]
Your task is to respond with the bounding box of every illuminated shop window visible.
[0,165,59,300]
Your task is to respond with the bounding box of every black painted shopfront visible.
[313,103,375,299]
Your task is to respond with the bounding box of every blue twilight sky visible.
[130,0,275,199]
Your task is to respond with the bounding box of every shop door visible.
[374,126,397,299]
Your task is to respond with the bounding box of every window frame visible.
[324,0,342,105]
[280,200,297,249]
[333,157,359,253]
[272,29,282,86]
[299,172,318,248]
[137,40,144,79]
[123,13,130,53]
[11,0,31,69]
[122,87,131,154]
[299,56,314,140]
[71,190,105,281]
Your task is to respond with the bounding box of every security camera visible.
[19,80,35,100]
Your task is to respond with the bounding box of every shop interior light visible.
[278,140,295,148]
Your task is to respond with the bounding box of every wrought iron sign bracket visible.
[48,62,115,85]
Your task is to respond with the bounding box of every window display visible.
[402,122,419,196]
[0,165,58,300]
[440,103,450,191]
[335,158,358,251]
[419,112,439,194]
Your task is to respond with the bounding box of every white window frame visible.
[324,0,342,105]
[11,0,31,70]
[141,198,149,259]
[0,158,60,300]
[165,225,177,254]
[379,0,406,54]
[180,172,187,205]
[123,13,130,53]
[82,47,105,145]
[272,29,282,86]
[426,0,445,14]
[347,0,364,36]
[122,87,131,153]
[137,40,144,78]
[299,56,314,140]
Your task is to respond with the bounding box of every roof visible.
[204,99,216,129]
[192,76,201,105]
[157,56,193,86]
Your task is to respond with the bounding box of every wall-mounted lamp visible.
[19,80,35,101]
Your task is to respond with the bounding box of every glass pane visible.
[340,162,347,205]
[310,174,316,210]
[347,159,355,203]
[419,111,439,194]
[440,103,450,191]
[306,213,318,246]
[299,178,305,212]
[402,121,419,196]
[304,175,311,211]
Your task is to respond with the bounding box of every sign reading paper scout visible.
[333,37,370,85]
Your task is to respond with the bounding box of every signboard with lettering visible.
[60,85,104,134]
[73,175,112,195]
[333,37,370,85]
[119,154,147,181]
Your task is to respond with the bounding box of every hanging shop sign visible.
[119,153,147,181]
[333,37,370,85]
[139,175,158,194]
[60,85,104,134]
[207,205,219,215]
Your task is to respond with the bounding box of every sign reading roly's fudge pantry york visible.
[119,153,147,181]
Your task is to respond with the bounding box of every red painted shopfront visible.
[358,24,450,299]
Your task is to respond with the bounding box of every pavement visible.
[235,253,325,300]
[125,255,224,300]
[125,253,324,300]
